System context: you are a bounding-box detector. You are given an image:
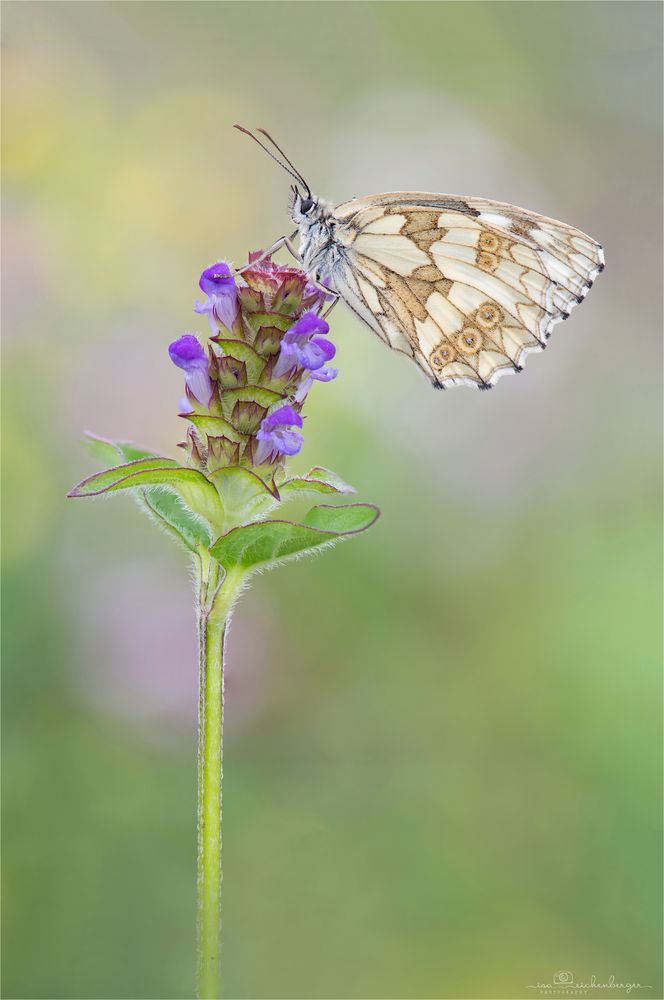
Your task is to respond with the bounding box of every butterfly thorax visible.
[289,193,343,282]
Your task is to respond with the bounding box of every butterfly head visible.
[288,185,327,225]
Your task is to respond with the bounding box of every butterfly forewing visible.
[330,193,604,389]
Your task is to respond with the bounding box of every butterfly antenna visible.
[254,127,312,199]
[233,124,311,197]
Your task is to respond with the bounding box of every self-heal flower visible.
[168,334,214,406]
[294,364,338,403]
[195,261,239,333]
[273,311,336,378]
[254,405,304,464]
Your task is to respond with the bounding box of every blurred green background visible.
[2,3,662,998]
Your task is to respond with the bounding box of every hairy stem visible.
[196,555,243,999]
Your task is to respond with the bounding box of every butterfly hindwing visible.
[331,193,604,388]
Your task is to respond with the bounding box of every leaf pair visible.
[70,433,379,568]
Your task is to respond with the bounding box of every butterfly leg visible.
[320,292,340,319]
[233,236,340,315]
[234,233,301,274]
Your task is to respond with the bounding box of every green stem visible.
[196,554,244,1000]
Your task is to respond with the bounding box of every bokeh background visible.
[2,3,662,998]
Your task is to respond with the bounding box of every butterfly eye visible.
[299,197,314,215]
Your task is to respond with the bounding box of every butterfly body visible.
[290,193,340,281]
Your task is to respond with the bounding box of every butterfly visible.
[234,126,604,391]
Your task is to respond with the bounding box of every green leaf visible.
[306,467,356,492]
[208,466,279,525]
[302,503,376,532]
[209,502,380,573]
[280,466,356,499]
[135,490,212,551]
[79,435,213,552]
[68,458,180,496]
[82,432,165,464]
[82,432,123,465]
[68,461,225,533]
[116,442,163,462]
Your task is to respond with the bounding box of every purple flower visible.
[273,312,336,378]
[254,405,304,464]
[195,261,239,333]
[168,334,214,406]
[293,364,338,403]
